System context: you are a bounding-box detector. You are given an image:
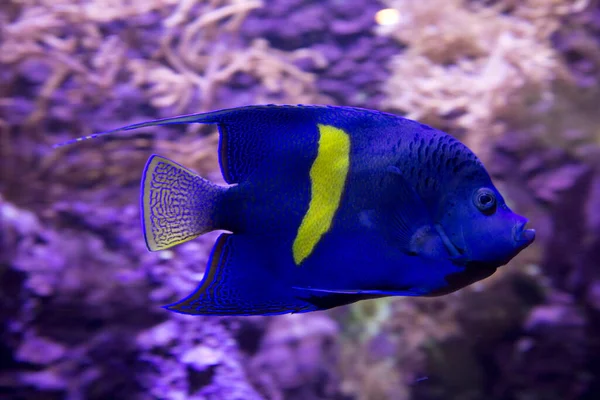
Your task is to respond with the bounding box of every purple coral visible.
[240,0,402,109]
[2,1,600,399]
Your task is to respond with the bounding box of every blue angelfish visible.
[59,105,535,315]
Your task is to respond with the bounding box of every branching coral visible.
[377,0,590,156]
[0,0,327,208]
[1,0,326,126]
[337,295,461,400]
[131,36,327,113]
[336,266,547,400]
[1,0,133,126]
[142,0,327,111]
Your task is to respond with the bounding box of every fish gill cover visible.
[1,0,600,399]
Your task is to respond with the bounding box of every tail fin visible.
[141,155,225,251]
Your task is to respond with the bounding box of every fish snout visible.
[513,219,535,245]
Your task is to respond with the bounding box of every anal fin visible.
[165,234,314,316]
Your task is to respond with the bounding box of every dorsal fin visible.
[53,105,334,184]
[52,104,394,184]
[207,105,318,183]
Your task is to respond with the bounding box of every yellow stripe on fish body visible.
[292,124,351,265]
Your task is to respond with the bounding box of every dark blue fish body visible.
[63,105,535,315]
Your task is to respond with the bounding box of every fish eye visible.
[473,188,496,215]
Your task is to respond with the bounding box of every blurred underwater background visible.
[2,0,600,399]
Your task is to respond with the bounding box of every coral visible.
[135,315,265,400]
[0,194,353,399]
[3,0,600,399]
[0,1,377,399]
[0,194,267,399]
[501,295,589,400]
[334,269,548,400]
[0,0,327,210]
[552,3,600,88]
[485,74,600,397]
[248,314,342,400]
[490,98,600,293]
[241,0,402,109]
[378,0,590,156]
[0,0,325,123]
[130,25,328,112]
[332,80,600,396]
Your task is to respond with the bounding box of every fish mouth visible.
[513,220,536,246]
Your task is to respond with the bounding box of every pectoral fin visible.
[292,286,427,296]
[290,285,427,310]
[377,167,448,259]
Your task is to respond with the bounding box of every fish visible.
[57,105,535,316]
